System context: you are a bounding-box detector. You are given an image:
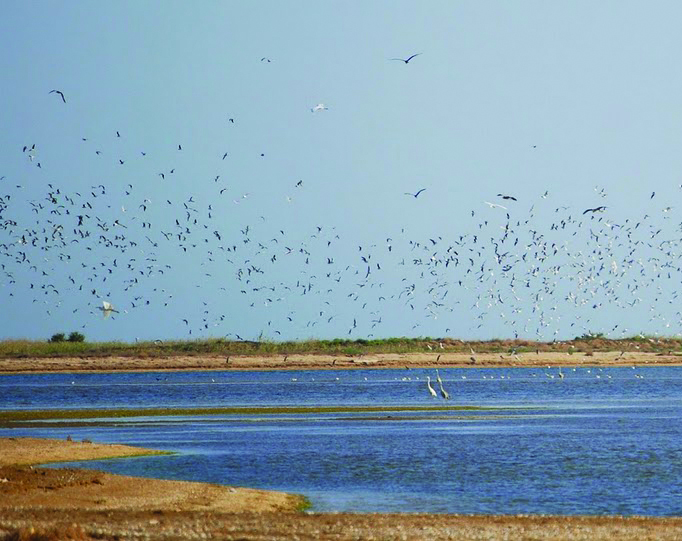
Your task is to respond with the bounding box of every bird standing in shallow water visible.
[436,369,450,400]
[426,376,437,398]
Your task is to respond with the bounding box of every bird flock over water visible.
[3,57,682,342]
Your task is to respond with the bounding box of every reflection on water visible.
[3,366,682,515]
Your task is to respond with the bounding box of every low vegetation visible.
[0,334,680,359]
[49,332,86,343]
[0,404,489,427]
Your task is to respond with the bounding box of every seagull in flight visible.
[311,103,328,113]
[390,53,422,64]
[583,206,607,215]
[497,194,517,201]
[49,90,66,103]
[484,201,507,210]
[405,188,426,198]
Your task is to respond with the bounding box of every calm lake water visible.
[2,365,682,515]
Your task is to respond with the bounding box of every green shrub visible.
[49,333,66,343]
[67,332,85,343]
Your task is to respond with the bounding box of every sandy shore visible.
[2,439,682,540]
[0,438,303,514]
[1,350,680,373]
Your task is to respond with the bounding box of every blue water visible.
[2,366,682,515]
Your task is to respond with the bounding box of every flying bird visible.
[49,90,66,103]
[497,194,517,201]
[311,104,328,113]
[405,189,426,198]
[484,201,507,210]
[390,53,422,64]
[98,301,119,318]
[583,206,607,215]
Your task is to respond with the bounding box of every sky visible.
[3,1,682,343]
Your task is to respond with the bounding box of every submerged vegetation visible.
[1,335,681,359]
[0,405,490,428]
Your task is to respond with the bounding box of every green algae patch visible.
[29,450,174,466]
[296,495,313,512]
[0,404,490,425]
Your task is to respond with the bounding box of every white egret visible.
[426,376,437,398]
[436,370,450,400]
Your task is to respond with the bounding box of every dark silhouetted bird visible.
[390,53,422,64]
[49,90,66,103]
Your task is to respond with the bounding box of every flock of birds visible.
[286,366,646,400]
[3,58,682,345]
[418,364,652,398]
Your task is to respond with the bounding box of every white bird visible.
[98,300,119,318]
[311,103,328,113]
[426,376,437,398]
[484,201,507,210]
[436,370,450,400]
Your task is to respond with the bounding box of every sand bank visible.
[1,350,681,373]
[0,438,303,514]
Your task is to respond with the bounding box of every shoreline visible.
[1,351,681,374]
[2,438,682,540]
[0,437,306,514]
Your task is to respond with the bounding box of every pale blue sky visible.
[3,1,682,342]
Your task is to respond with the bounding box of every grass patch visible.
[2,335,682,360]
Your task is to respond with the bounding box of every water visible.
[2,365,682,515]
